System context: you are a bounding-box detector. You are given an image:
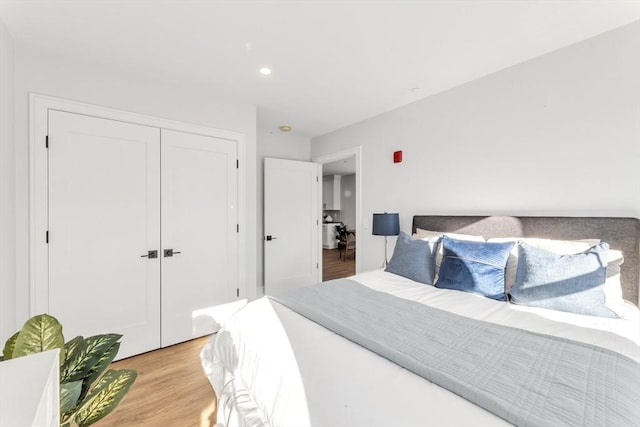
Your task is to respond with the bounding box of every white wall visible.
[312,22,640,273]
[12,44,258,327]
[0,17,15,343]
[256,128,311,291]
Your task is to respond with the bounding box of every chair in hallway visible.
[336,224,356,261]
[342,231,356,261]
[336,224,347,258]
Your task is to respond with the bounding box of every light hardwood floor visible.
[95,252,353,426]
[95,336,216,427]
[323,248,355,281]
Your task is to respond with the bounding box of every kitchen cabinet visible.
[322,175,341,210]
[323,223,339,249]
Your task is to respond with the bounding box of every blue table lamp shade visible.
[372,213,400,267]
[372,213,400,236]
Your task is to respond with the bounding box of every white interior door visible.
[48,111,160,359]
[264,158,321,294]
[160,129,239,347]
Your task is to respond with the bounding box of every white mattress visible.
[201,270,640,427]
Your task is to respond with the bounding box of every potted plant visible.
[1,314,137,427]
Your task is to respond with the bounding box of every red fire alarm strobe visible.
[393,150,403,163]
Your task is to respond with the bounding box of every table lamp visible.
[372,213,400,268]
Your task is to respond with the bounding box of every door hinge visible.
[236,159,239,169]
[236,288,239,297]
[317,262,319,269]
[46,230,49,244]
[316,176,318,182]
[45,135,49,148]
[236,224,239,233]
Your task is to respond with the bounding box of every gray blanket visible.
[269,279,640,427]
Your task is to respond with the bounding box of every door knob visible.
[141,250,158,259]
[164,249,182,257]
[265,235,277,241]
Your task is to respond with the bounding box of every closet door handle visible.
[141,250,158,259]
[164,249,181,257]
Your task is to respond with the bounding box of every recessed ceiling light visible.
[259,67,272,75]
[279,125,292,132]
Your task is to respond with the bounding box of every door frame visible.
[312,146,362,276]
[29,93,247,316]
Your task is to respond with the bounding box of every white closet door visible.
[160,129,238,347]
[48,111,161,359]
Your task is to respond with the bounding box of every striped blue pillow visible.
[510,242,616,318]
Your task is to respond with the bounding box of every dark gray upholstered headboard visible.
[412,216,640,306]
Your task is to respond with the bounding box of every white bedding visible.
[201,270,640,427]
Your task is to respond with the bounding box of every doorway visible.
[313,147,362,281]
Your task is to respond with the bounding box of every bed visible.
[201,215,640,427]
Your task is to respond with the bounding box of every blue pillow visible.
[435,237,513,301]
[385,232,440,285]
[510,242,616,318]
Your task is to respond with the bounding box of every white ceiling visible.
[323,155,356,176]
[1,1,639,138]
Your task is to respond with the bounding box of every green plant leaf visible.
[73,334,121,399]
[61,336,85,381]
[64,336,85,361]
[79,342,120,401]
[12,314,65,364]
[60,380,83,414]
[73,369,137,427]
[61,336,101,383]
[2,332,19,360]
[83,334,122,361]
[5,316,132,426]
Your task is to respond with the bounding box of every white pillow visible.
[603,250,624,307]
[516,238,601,254]
[413,228,485,279]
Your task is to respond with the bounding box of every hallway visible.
[322,248,355,281]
